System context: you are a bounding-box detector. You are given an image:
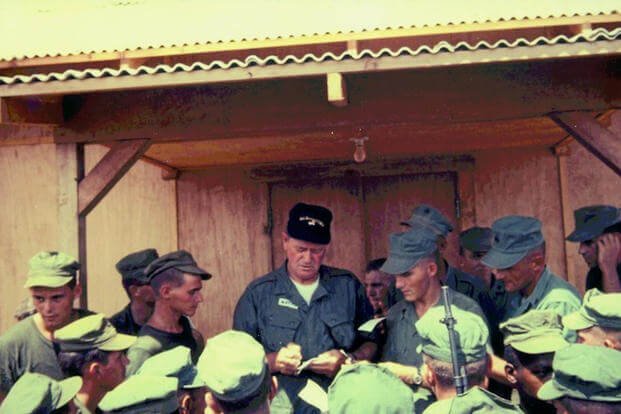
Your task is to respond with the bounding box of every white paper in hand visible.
[357,317,386,333]
[295,357,317,375]
[298,379,328,413]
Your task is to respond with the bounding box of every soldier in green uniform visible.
[233,203,377,414]
[0,372,82,414]
[500,310,569,414]
[0,251,90,402]
[538,344,621,414]
[126,250,212,374]
[482,215,581,333]
[418,306,523,414]
[99,375,180,413]
[198,330,278,414]
[136,346,206,414]
[328,363,415,413]
[378,226,488,412]
[54,313,136,414]
[110,249,159,336]
[567,205,621,292]
[563,288,621,350]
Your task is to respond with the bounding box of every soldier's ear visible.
[504,362,518,386]
[268,376,279,401]
[422,363,435,389]
[178,392,192,414]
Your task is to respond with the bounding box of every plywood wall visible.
[176,171,272,338]
[473,147,567,280]
[84,145,177,317]
[0,144,59,334]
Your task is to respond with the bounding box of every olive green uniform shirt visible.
[423,387,524,414]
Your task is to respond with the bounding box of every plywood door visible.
[270,177,366,278]
[363,172,459,267]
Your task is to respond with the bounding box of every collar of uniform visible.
[518,266,552,310]
[399,300,417,323]
[274,261,330,302]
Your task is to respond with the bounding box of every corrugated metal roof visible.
[1,27,619,86]
[0,0,619,61]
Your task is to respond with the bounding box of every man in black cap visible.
[233,202,376,414]
[110,249,159,336]
[126,250,212,374]
[567,205,621,292]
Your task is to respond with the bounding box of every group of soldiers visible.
[0,202,619,413]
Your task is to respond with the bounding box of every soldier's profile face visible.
[515,353,554,398]
[492,256,537,293]
[576,326,607,347]
[168,274,204,317]
[99,350,129,390]
[282,234,326,284]
[460,249,489,280]
[395,260,433,303]
[30,284,77,331]
[364,270,390,307]
[578,239,598,268]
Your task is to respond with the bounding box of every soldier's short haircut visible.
[56,347,110,377]
[561,397,620,414]
[151,268,185,297]
[365,258,387,273]
[423,354,488,389]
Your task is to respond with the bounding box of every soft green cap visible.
[401,204,454,236]
[25,251,80,288]
[144,250,211,282]
[500,310,568,354]
[481,216,544,270]
[424,387,525,414]
[98,375,179,413]
[197,330,268,402]
[0,373,82,414]
[563,289,621,331]
[54,313,136,352]
[380,227,437,275]
[416,306,489,364]
[459,227,492,253]
[567,205,620,242]
[538,344,621,402]
[136,346,205,389]
[116,249,159,283]
[328,364,415,413]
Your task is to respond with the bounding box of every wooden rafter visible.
[550,110,621,176]
[78,139,151,216]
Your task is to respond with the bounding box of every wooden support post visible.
[0,98,7,122]
[327,73,348,107]
[554,145,575,284]
[456,169,476,231]
[78,139,151,216]
[56,143,88,307]
[550,111,621,177]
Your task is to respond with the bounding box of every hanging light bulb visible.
[350,137,368,163]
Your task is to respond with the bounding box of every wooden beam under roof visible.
[0,122,55,145]
[550,110,621,176]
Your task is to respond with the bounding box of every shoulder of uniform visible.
[130,334,162,354]
[323,265,356,278]
[245,271,279,290]
[0,317,34,345]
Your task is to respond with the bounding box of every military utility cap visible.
[424,386,525,414]
[381,227,437,275]
[459,227,493,253]
[24,251,80,288]
[98,375,179,414]
[54,313,136,353]
[116,249,159,283]
[137,346,205,389]
[144,250,211,282]
[286,202,333,245]
[416,305,489,364]
[481,215,544,270]
[563,289,621,331]
[0,372,82,414]
[500,310,568,354]
[328,364,415,414]
[401,204,454,236]
[538,344,621,402]
[567,205,621,243]
[197,330,268,402]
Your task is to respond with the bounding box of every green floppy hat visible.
[54,313,136,352]
[380,227,437,275]
[563,289,621,331]
[481,215,544,270]
[99,375,179,413]
[500,310,568,354]
[24,251,80,288]
[567,205,620,243]
[137,346,205,389]
[538,344,621,402]
[0,372,82,414]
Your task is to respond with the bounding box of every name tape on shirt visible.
[278,297,299,310]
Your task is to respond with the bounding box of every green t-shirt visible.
[0,309,92,394]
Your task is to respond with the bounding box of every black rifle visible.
[440,285,467,395]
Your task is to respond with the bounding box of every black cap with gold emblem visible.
[286,202,333,245]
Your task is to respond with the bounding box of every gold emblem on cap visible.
[299,216,325,227]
